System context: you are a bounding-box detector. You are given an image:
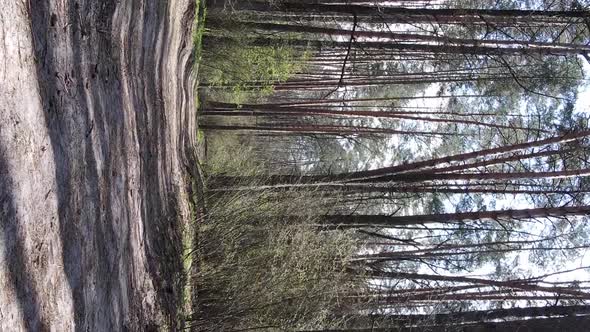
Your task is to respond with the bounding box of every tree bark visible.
[231,2,590,19]
[323,205,590,226]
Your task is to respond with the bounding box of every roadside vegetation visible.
[190,139,361,330]
[187,0,590,331]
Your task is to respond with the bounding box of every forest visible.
[2,0,590,330]
[185,0,590,331]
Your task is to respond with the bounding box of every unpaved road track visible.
[0,0,198,330]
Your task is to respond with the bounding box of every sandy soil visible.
[0,0,198,330]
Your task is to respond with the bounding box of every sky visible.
[382,58,590,307]
[574,59,590,115]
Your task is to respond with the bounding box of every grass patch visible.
[178,0,207,329]
[182,134,364,331]
[179,178,197,329]
[192,1,207,66]
[196,129,205,143]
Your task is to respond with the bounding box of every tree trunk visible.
[246,22,589,54]
[323,205,590,226]
[230,1,590,18]
[300,315,590,332]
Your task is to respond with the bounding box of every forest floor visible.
[0,0,203,330]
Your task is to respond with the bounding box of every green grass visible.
[196,128,205,143]
[193,0,207,69]
[180,173,200,328]
[178,0,207,329]
[185,137,361,331]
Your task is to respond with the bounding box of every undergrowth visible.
[185,133,363,331]
[200,12,310,104]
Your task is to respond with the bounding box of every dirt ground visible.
[0,0,198,330]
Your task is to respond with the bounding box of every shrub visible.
[188,137,362,331]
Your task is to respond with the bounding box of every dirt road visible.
[0,0,198,330]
